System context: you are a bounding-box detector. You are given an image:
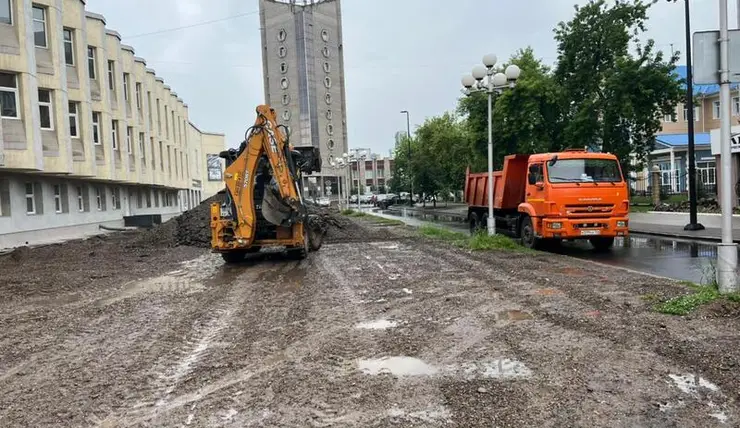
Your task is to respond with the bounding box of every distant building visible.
[348,153,394,193]
[259,0,348,197]
[0,1,225,249]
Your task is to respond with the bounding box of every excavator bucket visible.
[261,180,294,226]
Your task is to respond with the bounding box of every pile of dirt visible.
[135,194,354,249]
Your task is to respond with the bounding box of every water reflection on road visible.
[374,207,729,284]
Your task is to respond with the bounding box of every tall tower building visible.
[259,0,348,197]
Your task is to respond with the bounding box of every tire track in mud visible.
[414,241,737,427]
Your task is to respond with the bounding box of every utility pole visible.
[683,0,705,231]
[717,0,739,292]
[400,111,413,205]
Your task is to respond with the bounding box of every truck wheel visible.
[221,251,246,264]
[520,216,539,250]
[590,237,614,252]
[469,212,480,235]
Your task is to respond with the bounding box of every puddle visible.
[357,357,532,379]
[355,319,399,330]
[497,310,533,321]
[358,357,439,376]
[668,374,720,395]
[387,406,452,423]
[453,359,533,379]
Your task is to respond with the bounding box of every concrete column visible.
[651,165,661,206]
[669,148,676,193]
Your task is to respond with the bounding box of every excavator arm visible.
[211,105,322,253]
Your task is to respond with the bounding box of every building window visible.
[123,73,130,102]
[53,184,62,213]
[322,46,330,58]
[155,98,160,132]
[0,0,11,24]
[324,76,332,88]
[281,94,290,105]
[282,110,291,121]
[145,191,151,208]
[278,46,287,58]
[76,186,84,212]
[92,111,100,145]
[697,161,717,185]
[326,110,332,120]
[63,28,74,66]
[325,93,332,104]
[713,101,721,119]
[323,62,331,73]
[107,60,115,91]
[87,46,96,79]
[328,139,335,150]
[733,97,740,116]
[126,127,132,154]
[326,123,334,135]
[139,132,145,159]
[95,187,102,210]
[164,106,169,138]
[25,182,36,214]
[68,102,79,138]
[112,187,121,210]
[159,141,164,170]
[0,179,9,217]
[321,29,329,42]
[32,6,46,48]
[0,72,19,119]
[135,83,142,110]
[280,62,288,74]
[111,120,118,150]
[38,89,53,130]
[277,28,287,42]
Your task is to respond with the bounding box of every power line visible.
[125,10,259,39]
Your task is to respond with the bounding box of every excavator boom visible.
[210,105,323,262]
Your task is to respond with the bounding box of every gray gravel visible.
[0,216,738,427]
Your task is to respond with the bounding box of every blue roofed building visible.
[635,65,740,200]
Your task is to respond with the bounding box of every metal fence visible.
[629,172,717,199]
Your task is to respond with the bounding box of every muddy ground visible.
[1,214,739,427]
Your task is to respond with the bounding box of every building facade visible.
[348,153,394,194]
[0,0,225,249]
[259,0,348,197]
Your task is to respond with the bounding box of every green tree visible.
[554,0,682,172]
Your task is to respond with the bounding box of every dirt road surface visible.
[1,218,739,427]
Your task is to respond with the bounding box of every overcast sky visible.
[93,0,737,155]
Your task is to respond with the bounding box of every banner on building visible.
[207,154,222,181]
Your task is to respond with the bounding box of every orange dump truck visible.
[464,149,630,250]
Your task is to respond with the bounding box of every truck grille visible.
[564,204,614,217]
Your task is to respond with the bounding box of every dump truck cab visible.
[465,149,629,250]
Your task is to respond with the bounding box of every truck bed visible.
[464,154,529,210]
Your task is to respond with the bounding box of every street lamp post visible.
[460,54,521,236]
[400,110,413,204]
[669,0,705,231]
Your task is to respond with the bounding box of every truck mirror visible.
[548,155,558,167]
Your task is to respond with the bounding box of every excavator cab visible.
[210,105,324,263]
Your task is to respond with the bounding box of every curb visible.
[629,229,740,244]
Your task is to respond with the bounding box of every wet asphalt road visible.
[375,209,725,284]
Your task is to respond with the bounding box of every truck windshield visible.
[546,158,623,183]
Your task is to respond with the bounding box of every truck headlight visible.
[617,220,627,228]
[550,222,563,230]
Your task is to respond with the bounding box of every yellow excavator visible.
[210,105,324,263]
